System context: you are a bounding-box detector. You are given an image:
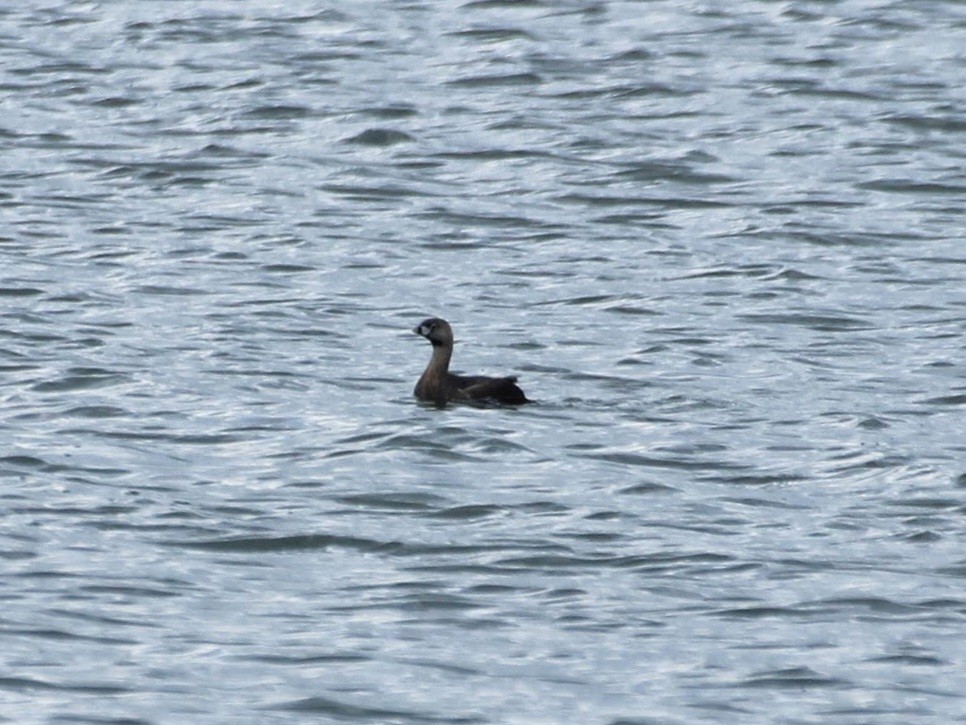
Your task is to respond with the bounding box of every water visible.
[1,1,964,723]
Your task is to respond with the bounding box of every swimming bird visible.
[412,317,529,406]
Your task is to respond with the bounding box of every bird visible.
[412,317,529,406]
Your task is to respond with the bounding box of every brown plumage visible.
[412,317,529,406]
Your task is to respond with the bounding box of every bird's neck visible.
[425,342,453,377]
[416,342,453,401]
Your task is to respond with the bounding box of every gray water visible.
[2,1,965,723]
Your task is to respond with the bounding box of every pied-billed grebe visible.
[413,317,529,405]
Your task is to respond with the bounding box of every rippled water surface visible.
[2,1,965,723]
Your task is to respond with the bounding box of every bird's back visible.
[449,373,528,405]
